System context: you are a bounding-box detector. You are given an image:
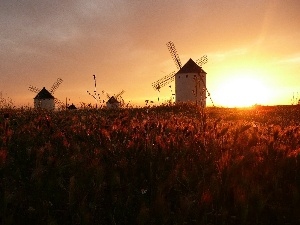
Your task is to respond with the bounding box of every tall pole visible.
[93,74,97,108]
[195,74,198,106]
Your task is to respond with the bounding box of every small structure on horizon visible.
[28,78,63,110]
[106,90,125,109]
[33,87,55,110]
[67,103,77,110]
[106,96,121,109]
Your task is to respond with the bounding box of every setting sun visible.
[214,70,271,107]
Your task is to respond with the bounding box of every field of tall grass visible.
[1,104,300,224]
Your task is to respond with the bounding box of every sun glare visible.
[214,70,271,107]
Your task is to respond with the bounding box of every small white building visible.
[106,96,121,109]
[34,87,55,110]
[175,58,207,107]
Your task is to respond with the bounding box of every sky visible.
[1,0,300,108]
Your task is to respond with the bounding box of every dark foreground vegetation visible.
[1,104,300,225]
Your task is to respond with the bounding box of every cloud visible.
[208,47,249,63]
[276,54,300,64]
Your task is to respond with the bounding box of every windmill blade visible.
[50,78,63,94]
[196,55,208,67]
[115,90,125,98]
[54,98,65,108]
[195,55,213,105]
[152,71,176,91]
[166,41,182,70]
[28,85,41,93]
[54,98,63,105]
[197,73,215,107]
[118,95,125,106]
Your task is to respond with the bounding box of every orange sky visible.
[1,0,300,108]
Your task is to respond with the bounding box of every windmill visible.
[28,78,64,110]
[152,41,214,107]
[106,90,125,109]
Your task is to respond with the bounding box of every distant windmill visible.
[106,90,125,109]
[28,78,64,110]
[152,41,214,107]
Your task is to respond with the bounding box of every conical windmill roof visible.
[177,58,206,74]
[107,96,120,104]
[67,103,77,110]
[34,87,55,99]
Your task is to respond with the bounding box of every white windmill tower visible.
[28,78,63,110]
[106,90,125,109]
[152,41,214,107]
